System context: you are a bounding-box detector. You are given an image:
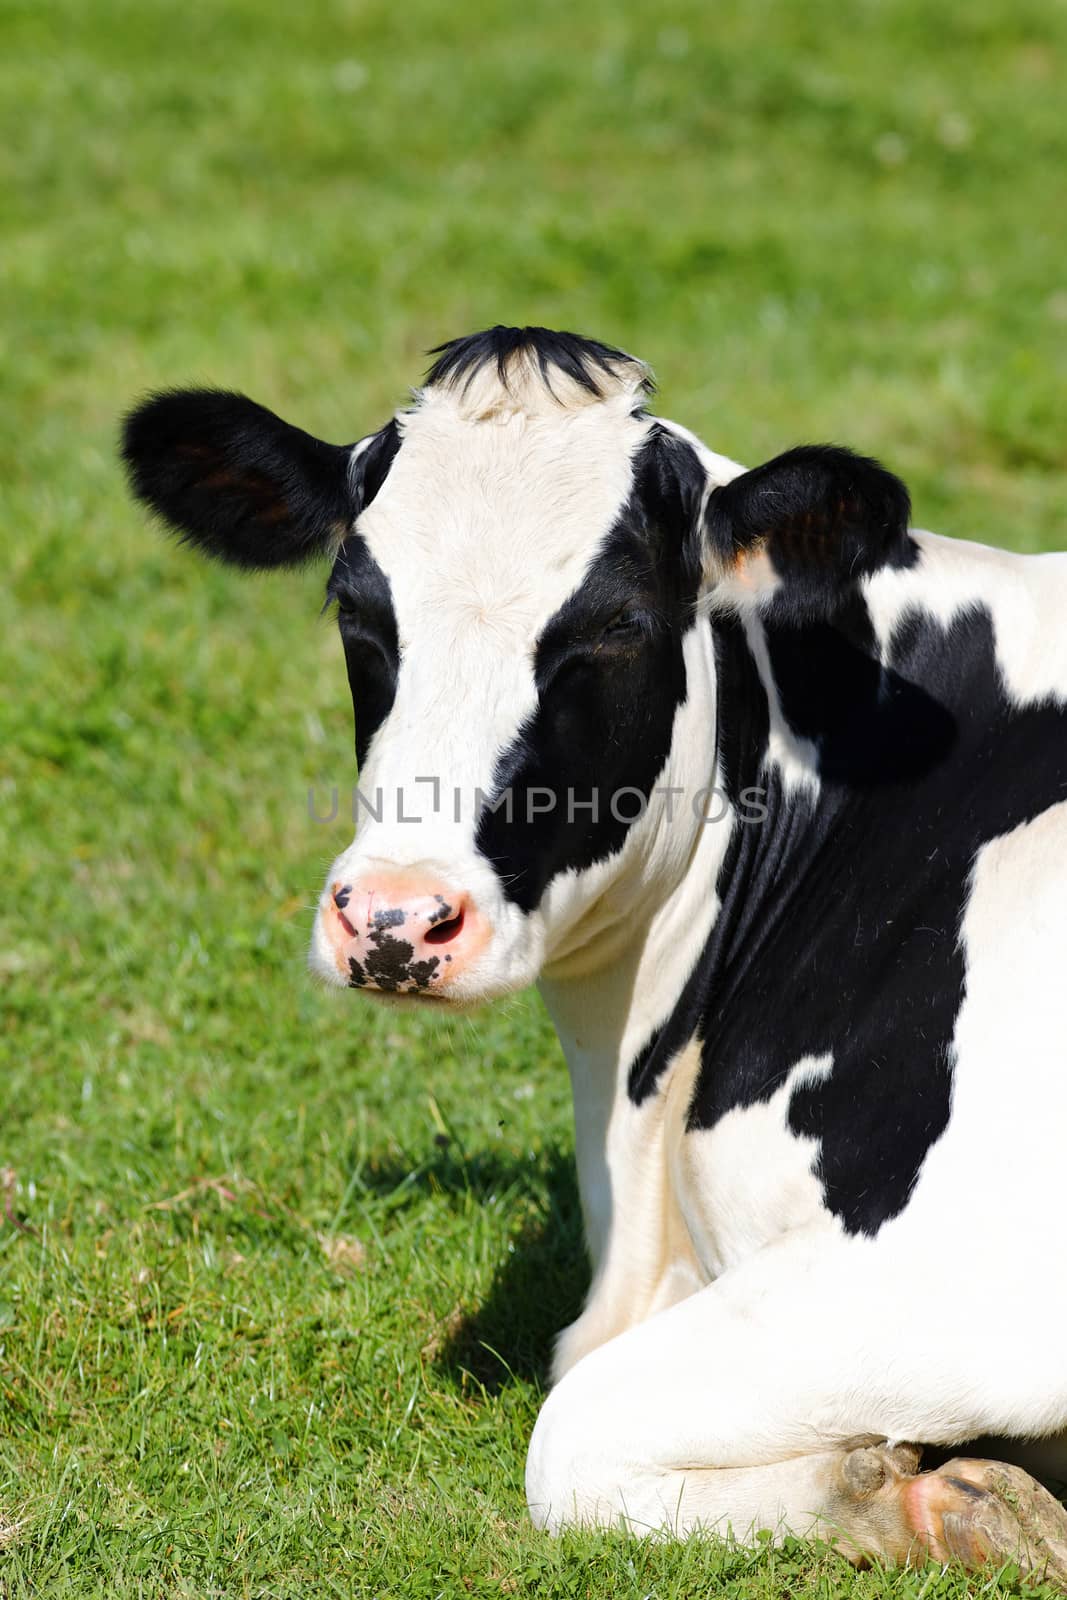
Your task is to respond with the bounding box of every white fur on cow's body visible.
[310,367,1067,1542]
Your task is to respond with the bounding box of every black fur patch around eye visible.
[706,445,915,621]
[476,429,703,910]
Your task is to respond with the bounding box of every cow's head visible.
[123,327,911,1006]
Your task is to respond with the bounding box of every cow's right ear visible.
[704,444,914,621]
[121,390,398,570]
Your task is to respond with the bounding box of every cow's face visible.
[124,327,911,1007]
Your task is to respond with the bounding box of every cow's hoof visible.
[831,1444,1067,1588]
[830,1440,925,1563]
[905,1458,1067,1586]
[841,1437,923,1494]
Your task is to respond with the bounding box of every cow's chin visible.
[314,977,512,1015]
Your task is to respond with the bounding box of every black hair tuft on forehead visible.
[424,325,653,401]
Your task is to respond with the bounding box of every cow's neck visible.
[538,846,724,1371]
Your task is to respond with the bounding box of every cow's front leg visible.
[526,1237,1067,1583]
[531,1412,1067,1582]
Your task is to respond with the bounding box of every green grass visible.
[2,0,1066,1592]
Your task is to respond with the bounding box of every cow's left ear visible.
[705,445,914,619]
[122,389,398,570]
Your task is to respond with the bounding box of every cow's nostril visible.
[424,908,465,945]
[332,885,357,937]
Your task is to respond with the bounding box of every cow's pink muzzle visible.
[322,872,487,996]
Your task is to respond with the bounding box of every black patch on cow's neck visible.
[766,591,958,786]
[712,612,771,811]
[630,597,1067,1237]
[425,325,650,405]
[476,427,704,911]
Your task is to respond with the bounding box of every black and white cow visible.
[123,327,1067,1579]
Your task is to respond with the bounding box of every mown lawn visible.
[2,0,1066,1594]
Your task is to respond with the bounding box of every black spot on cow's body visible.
[427,896,454,926]
[477,426,705,910]
[631,595,1067,1236]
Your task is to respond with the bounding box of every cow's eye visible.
[602,606,644,639]
[335,601,397,668]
